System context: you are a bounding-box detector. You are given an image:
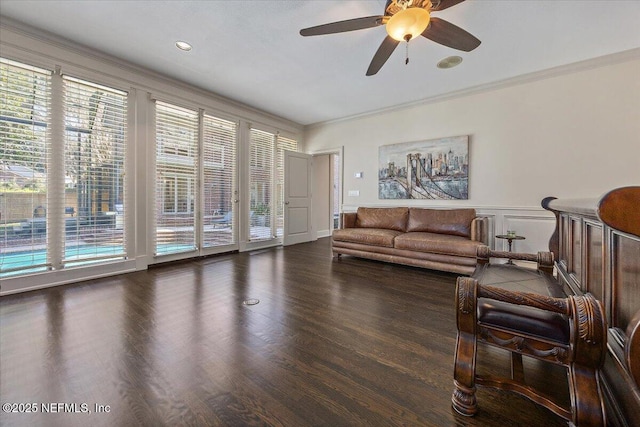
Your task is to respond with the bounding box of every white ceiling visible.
[1,1,639,126]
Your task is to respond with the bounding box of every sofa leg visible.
[333,252,342,259]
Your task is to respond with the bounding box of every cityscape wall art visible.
[378,135,469,200]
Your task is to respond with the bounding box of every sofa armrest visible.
[341,212,357,229]
[471,217,488,244]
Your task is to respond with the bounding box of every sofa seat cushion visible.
[332,228,402,248]
[394,232,483,257]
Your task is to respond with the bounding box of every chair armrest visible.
[478,284,569,314]
[456,277,607,366]
[476,246,554,274]
[471,217,488,244]
[341,212,357,229]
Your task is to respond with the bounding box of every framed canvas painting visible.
[378,135,468,200]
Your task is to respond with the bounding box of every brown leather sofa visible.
[332,207,488,275]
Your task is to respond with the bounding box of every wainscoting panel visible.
[498,214,557,254]
[474,209,556,254]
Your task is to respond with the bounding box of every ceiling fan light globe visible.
[386,8,430,42]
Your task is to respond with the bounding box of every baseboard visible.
[317,229,332,238]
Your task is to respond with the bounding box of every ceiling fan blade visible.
[366,36,400,76]
[431,0,466,11]
[421,17,480,52]
[300,16,384,36]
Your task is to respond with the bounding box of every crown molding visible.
[306,47,640,130]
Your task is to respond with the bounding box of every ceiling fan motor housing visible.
[385,0,433,16]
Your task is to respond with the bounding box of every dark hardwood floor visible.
[0,238,568,426]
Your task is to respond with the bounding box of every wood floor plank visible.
[0,238,567,426]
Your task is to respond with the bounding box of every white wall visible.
[305,54,640,253]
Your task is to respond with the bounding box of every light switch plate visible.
[348,190,360,197]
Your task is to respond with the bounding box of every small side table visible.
[495,234,525,264]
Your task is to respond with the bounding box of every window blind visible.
[249,128,275,241]
[275,136,297,237]
[62,76,127,266]
[155,101,198,255]
[0,58,52,276]
[202,114,237,247]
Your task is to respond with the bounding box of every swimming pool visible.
[0,243,195,277]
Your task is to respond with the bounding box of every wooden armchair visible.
[452,249,607,426]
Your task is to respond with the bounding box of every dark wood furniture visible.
[451,247,607,426]
[543,186,640,426]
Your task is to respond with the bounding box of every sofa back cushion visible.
[356,207,408,232]
[407,208,476,237]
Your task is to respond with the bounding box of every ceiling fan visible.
[300,0,480,76]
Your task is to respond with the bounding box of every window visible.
[276,136,297,237]
[248,129,297,241]
[154,105,238,254]
[249,128,274,241]
[1,55,300,288]
[63,76,127,266]
[154,101,198,255]
[0,58,51,276]
[203,114,236,247]
[1,59,129,277]
[162,175,193,214]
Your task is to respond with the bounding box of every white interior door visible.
[283,150,312,246]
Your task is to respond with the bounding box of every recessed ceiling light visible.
[437,56,463,69]
[175,41,192,52]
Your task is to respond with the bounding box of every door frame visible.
[310,146,344,238]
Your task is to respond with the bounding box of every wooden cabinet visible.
[543,187,640,426]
